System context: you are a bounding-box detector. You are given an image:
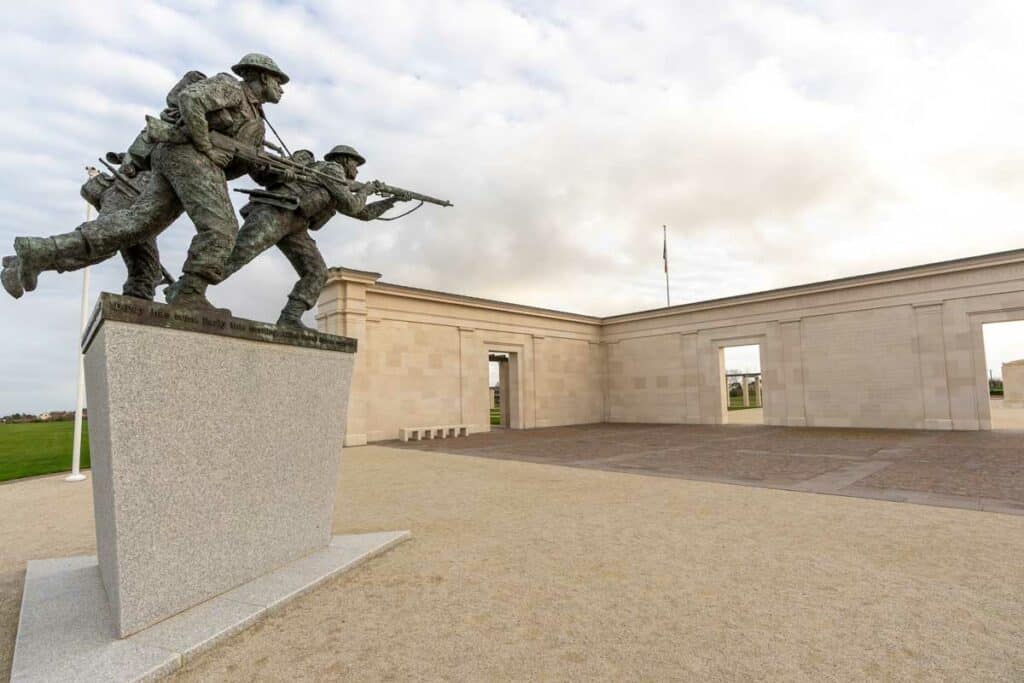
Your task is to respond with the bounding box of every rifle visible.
[232,188,300,211]
[145,115,454,209]
[355,181,453,208]
[96,157,177,286]
[97,157,142,200]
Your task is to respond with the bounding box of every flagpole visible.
[663,225,671,307]
[66,168,97,483]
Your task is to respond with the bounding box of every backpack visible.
[124,70,209,171]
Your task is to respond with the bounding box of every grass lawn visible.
[0,421,89,482]
[490,408,501,425]
[727,396,761,411]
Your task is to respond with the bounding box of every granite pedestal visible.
[12,294,412,680]
[80,294,360,637]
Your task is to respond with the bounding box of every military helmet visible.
[292,149,315,164]
[231,53,290,84]
[324,144,365,166]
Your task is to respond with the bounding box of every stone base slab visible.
[10,531,409,683]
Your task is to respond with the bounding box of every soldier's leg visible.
[275,230,327,329]
[222,206,296,281]
[79,172,181,257]
[156,145,238,285]
[3,173,181,298]
[120,238,163,300]
[153,144,238,309]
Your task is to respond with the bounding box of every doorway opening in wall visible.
[723,344,763,425]
[489,353,510,429]
[982,320,1024,430]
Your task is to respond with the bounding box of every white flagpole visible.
[663,225,671,307]
[66,168,97,483]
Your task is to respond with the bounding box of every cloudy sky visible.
[3,0,1024,412]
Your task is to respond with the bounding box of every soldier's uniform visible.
[222,146,398,328]
[1,54,288,307]
[79,168,164,300]
[82,69,273,283]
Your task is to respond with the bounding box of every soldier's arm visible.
[249,165,284,187]
[353,198,400,221]
[176,77,244,155]
[317,162,370,214]
[325,182,367,215]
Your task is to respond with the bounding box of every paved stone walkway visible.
[389,423,1024,515]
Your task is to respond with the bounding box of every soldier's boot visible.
[276,297,314,331]
[13,236,58,293]
[51,232,92,272]
[165,273,217,311]
[162,277,183,303]
[1,256,23,299]
[12,232,89,293]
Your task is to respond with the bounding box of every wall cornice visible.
[325,248,1024,330]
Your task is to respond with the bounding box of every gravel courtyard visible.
[2,444,1023,680]
[392,423,1024,515]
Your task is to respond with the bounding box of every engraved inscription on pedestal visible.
[83,293,357,355]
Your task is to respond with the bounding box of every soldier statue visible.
[1,53,291,310]
[212,145,408,328]
[2,155,170,301]
[79,155,171,301]
[2,54,453,322]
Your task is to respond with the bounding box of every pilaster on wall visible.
[779,319,807,427]
[316,268,382,446]
[942,299,981,430]
[913,303,953,429]
[589,340,607,423]
[602,340,616,422]
[696,335,725,424]
[760,328,785,427]
[680,333,700,423]
[458,327,482,432]
[532,335,544,428]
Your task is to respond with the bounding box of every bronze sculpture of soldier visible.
[1,53,291,310]
[79,155,171,301]
[214,145,406,329]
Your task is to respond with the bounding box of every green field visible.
[490,408,501,425]
[727,396,761,411]
[0,421,89,482]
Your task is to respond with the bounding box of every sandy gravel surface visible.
[2,445,1023,681]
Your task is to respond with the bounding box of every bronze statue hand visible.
[205,148,233,168]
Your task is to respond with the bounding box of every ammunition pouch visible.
[80,174,113,210]
[297,188,333,221]
[307,207,335,232]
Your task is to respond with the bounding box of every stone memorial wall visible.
[317,249,1024,438]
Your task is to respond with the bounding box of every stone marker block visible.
[1003,359,1024,408]
[82,294,356,637]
